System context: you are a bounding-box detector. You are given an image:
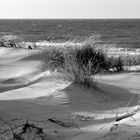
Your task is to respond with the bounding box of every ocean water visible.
[0,19,140,48]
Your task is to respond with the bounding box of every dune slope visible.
[0,47,140,140]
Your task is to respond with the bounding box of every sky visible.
[0,0,139,19]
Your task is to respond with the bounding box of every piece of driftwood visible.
[48,118,82,131]
[116,94,140,122]
[116,112,136,122]
[48,118,73,128]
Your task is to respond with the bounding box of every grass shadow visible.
[61,82,139,112]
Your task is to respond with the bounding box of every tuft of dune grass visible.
[40,35,125,88]
[61,46,97,88]
[107,56,124,72]
[41,46,64,71]
[59,37,124,88]
[0,34,126,88]
[0,35,19,48]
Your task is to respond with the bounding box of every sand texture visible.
[0,47,140,140]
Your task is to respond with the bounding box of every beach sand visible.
[0,47,140,140]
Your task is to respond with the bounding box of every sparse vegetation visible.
[107,56,124,72]
[0,35,18,48]
[59,37,125,88]
[2,35,140,88]
[41,46,64,71]
[60,44,107,88]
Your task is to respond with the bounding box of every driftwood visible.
[116,94,140,122]
[48,118,74,128]
[116,112,136,122]
[47,118,82,131]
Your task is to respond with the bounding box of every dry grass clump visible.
[0,35,125,88]
[61,46,96,88]
[41,36,125,88]
[60,39,124,88]
[0,35,19,48]
[107,56,124,72]
[41,46,64,71]
[0,35,37,49]
[122,54,140,66]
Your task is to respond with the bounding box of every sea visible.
[0,19,140,48]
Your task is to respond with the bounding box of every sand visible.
[0,47,140,140]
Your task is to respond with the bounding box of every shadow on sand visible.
[61,82,139,112]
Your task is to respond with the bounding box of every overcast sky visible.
[0,0,139,19]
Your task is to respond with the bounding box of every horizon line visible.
[0,18,140,20]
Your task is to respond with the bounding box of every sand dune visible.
[0,47,140,140]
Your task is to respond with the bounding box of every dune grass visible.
[0,35,19,48]
[62,46,96,88]
[61,42,125,88]
[1,35,136,88]
[41,46,64,71]
[40,36,125,88]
